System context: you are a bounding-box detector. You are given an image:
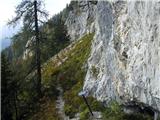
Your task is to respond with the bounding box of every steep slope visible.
[3,0,160,119]
[41,33,104,119]
[28,33,97,120]
[65,0,160,113]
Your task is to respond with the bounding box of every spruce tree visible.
[8,0,48,97]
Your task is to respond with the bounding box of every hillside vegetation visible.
[2,1,159,120]
[41,33,104,119]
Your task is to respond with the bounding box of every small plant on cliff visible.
[91,65,99,79]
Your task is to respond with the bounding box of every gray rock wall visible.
[65,1,97,41]
[66,0,160,111]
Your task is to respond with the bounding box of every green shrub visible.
[91,65,99,79]
[102,101,123,120]
[102,101,153,120]
[80,108,90,120]
[64,105,76,118]
[91,99,105,111]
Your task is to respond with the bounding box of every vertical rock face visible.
[66,1,160,111]
[65,1,97,41]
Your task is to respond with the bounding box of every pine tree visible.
[8,0,48,97]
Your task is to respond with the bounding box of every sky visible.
[0,0,71,50]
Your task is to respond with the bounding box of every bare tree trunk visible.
[34,0,42,97]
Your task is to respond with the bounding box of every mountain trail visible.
[56,85,70,120]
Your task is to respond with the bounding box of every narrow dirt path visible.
[55,85,102,120]
[56,86,69,120]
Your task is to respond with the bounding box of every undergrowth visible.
[28,97,60,120]
[102,101,153,120]
[41,33,105,119]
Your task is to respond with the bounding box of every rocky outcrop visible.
[23,36,35,60]
[66,1,160,112]
[65,1,97,41]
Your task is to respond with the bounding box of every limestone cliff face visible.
[66,1,160,111]
[65,1,97,41]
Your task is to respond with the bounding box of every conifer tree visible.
[8,0,48,97]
